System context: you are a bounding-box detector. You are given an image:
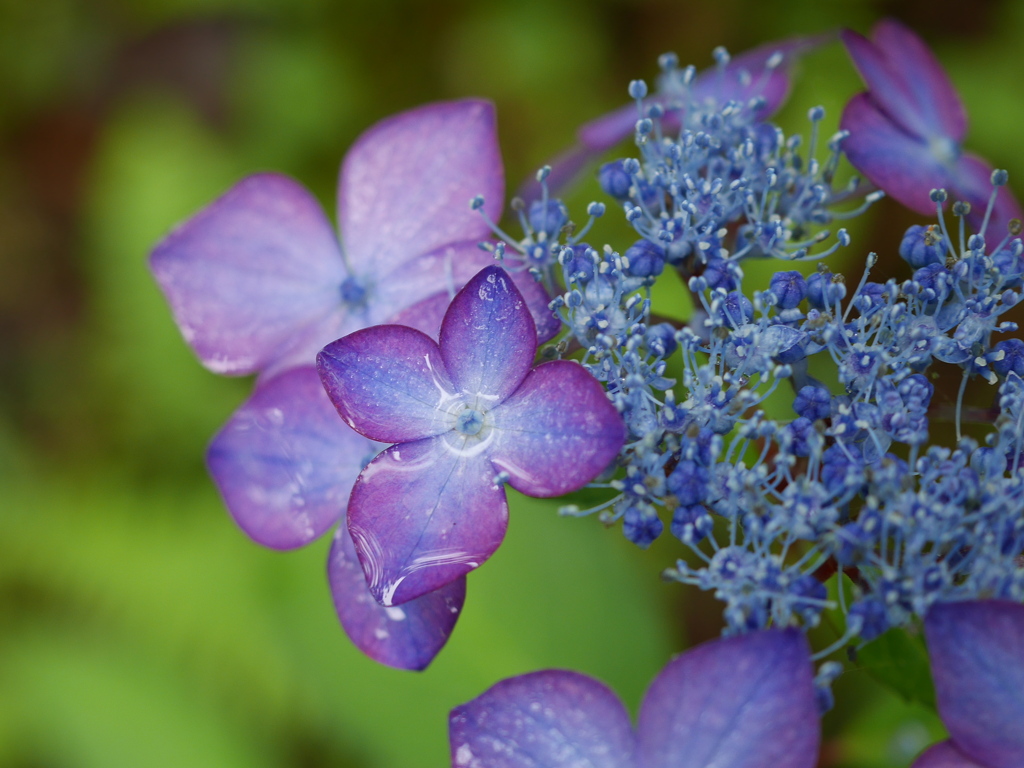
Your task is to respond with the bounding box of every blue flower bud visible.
[528,199,568,236]
[667,460,709,506]
[899,225,945,269]
[624,239,665,278]
[848,599,889,641]
[598,160,632,200]
[769,270,807,309]
[992,338,1024,377]
[644,322,678,357]
[671,504,712,544]
[561,244,595,283]
[793,385,831,421]
[806,272,846,310]
[622,504,662,548]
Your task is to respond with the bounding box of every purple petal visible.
[925,600,1024,768]
[348,437,508,606]
[636,629,820,768]
[439,267,537,403]
[449,670,636,768]
[869,19,967,142]
[841,29,933,141]
[952,153,1024,237]
[578,102,644,152]
[490,361,625,497]
[339,100,502,278]
[328,523,465,671]
[841,93,955,217]
[376,241,559,344]
[317,325,455,444]
[150,173,347,376]
[206,367,378,550]
[911,742,988,768]
[690,36,815,118]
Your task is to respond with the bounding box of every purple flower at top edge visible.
[520,36,818,200]
[151,99,557,381]
[317,266,626,606]
[448,628,820,768]
[910,600,1024,768]
[840,19,1022,234]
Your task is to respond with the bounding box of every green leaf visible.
[855,628,936,710]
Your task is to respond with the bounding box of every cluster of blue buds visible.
[475,39,1024,649]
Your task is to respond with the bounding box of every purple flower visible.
[154,101,557,670]
[912,600,1024,768]
[522,37,815,199]
[317,266,626,606]
[151,99,556,380]
[448,628,820,768]
[840,20,1022,233]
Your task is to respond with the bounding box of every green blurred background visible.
[3,0,1024,765]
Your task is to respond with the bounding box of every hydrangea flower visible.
[840,19,1022,232]
[448,629,820,768]
[152,100,557,670]
[317,266,626,606]
[912,600,1024,768]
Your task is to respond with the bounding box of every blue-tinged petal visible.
[841,29,932,140]
[348,437,508,606]
[328,523,465,671]
[952,153,1024,238]
[925,600,1024,768]
[206,367,379,550]
[150,173,347,376]
[870,19,967,143]
[841,93,955,217]
[439,267,537,404]
[636,629,819,768]
[911,742,987,768]
[339,100,502,278]
[317,325,457,444]
[490,361,625,497]
[449,670,636,768]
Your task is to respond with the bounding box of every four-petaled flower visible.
[317,265,626,606]
[912,600,1024,768]
[840,20,1022,233]
[449,629,820,768]
[151,100,557,670]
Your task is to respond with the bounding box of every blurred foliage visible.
[2,0,1023,766]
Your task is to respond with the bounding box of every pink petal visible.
[911,742,987,768]
[150,173,347,376]
[490,361,624,497]
[328,523,465,671]
[841,93,955,217]
[449,670,636,768]
[870,19,967,142]
[347,437,508,606]
[637,629,820,768]
[338,100,502,278]
[317,325,456,444]
[206,367,378,550]
[439,267,537,403]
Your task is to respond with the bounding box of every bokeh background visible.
[3,0,1024,766]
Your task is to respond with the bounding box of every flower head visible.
[317,265,626,605]
[448,629,820,768]
[153,101,557,670]
[840,20,1022,233]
